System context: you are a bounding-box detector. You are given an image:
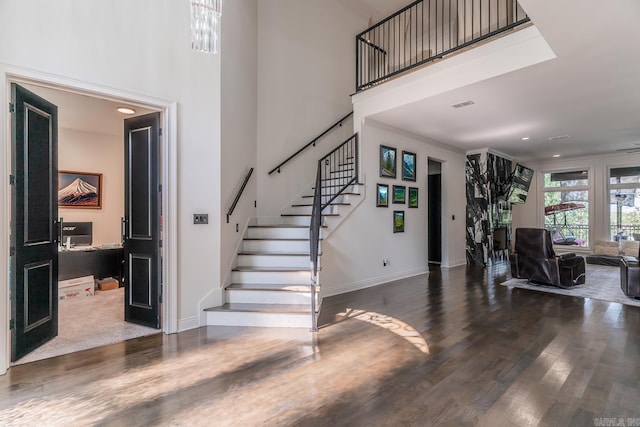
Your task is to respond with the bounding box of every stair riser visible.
[206,311,312,328]
[232,270,311,285]
[322,175,356,185]
[308,184,361,196]
[280,216,315,226]
[226,289,317,305]
[284,205,339,215]
[237,254,317,269]
[247,227,309,239]
[242,240,316,253]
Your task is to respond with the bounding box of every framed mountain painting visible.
[58,171,102,208]
[380,145,397,178]
[402,151,416,181]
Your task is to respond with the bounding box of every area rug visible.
[13,287,159,365]
[500,264,640,308]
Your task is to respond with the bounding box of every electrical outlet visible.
[383,258,388,267]
[193,214,208,224]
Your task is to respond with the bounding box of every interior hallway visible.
[1,263,639,425]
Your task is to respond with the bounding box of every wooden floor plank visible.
[1,262,640,425]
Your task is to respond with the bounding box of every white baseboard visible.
[322,267,429,298]
[178,316,200,332]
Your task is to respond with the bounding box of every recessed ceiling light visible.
[553,154,561,158]
[117,107,136,115]
[521,137,530,141]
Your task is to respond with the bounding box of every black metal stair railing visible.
[309,133,358,331]
[356,0,530,91]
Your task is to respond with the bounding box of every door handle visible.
[121,217,128,244]
[55,217,63,244]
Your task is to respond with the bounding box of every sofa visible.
[586,240,640,266]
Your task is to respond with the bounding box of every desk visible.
[59,247,124,282]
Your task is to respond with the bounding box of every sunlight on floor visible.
[337,308,429,354]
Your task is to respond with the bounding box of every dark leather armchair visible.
[510,228,586,288]
[620,258,640,298]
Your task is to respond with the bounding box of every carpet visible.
[500,264,640,308]
[14,287,159,365]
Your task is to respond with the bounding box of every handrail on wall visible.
[268,111,353,175]
[227,168,253,223]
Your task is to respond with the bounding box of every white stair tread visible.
[232,266,315,273]
[205,303,311,314]
[249,224,308,229]
[227,283,314,291]
[281,213,339,217]
[243,238,309,241]
[291,202,350,207]
[238,251,311,256]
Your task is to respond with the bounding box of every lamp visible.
[191,0,222,54]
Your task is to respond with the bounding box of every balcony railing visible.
[356,0,530,91]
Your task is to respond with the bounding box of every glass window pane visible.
[610,167,640,185]
[544,170,588,188]
[610,189,640,241]
[544,190,589,246]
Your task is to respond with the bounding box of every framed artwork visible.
[402,151,416,181]
[392,185,406,204]
[408,187,419,208]
[376,184,389,207]
[58,171,102,209]
[393,210,405,233]
[380,145,397,178]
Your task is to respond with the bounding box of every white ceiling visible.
[22,83,155,138]
[343,0,640,162]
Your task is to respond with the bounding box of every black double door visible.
[10,84,161,361]
[10,84,59,361]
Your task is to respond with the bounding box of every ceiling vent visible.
[451,100,475,109]
[548,135,570,141]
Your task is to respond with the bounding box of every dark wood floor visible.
[1,262,640,426]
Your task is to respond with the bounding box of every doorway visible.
[1,71,178,370]
[428,159,442,264]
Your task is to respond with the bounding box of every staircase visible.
[205,134,360,329]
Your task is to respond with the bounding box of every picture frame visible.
[392,185,406,204]
[402,151,416,181]
[58,171,102,209]
[393,210,405,233]
[380,145,397,178]
[408,187,419,208]
[376,183,389,207]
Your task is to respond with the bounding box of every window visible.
[542,169,589,247]
[609,166,640,241]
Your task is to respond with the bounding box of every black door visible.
[123,113,161,328]
[10,84,59,361]
[428,173,442,263]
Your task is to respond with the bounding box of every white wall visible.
[58,129,123,247]
[256,0,367,217]
[321,120,467,297]
[512,152,640,246]
[219,0,258,298]
[0,0,221,335]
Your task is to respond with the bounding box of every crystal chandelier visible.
[191,0,222,54]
